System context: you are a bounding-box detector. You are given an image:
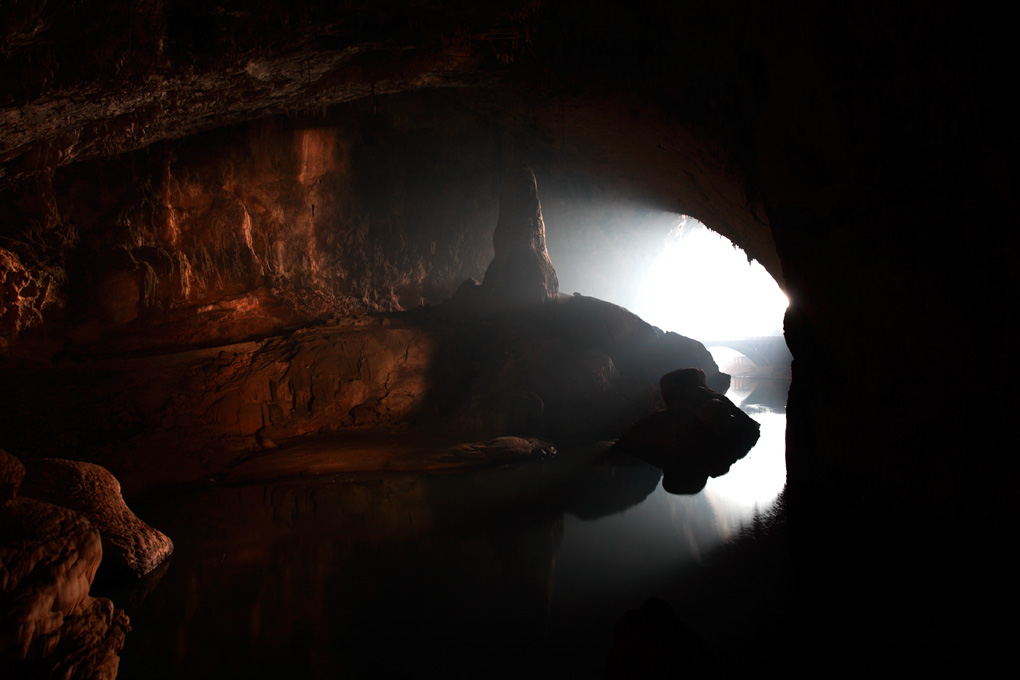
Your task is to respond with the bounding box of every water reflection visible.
[109,380,787,679]
[550,380,787,675]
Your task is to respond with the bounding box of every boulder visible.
[20,459,173,579]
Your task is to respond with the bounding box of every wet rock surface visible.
[222,433,565,484]
[0,316,436,490]
[19,459,173,580]
[613,368,760,494]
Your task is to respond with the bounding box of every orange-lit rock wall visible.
[0,100,504,359]
[0,317,435,488]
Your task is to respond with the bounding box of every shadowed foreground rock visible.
[613,368,760,494]
[20,459,173,580]
[0,451,129,680]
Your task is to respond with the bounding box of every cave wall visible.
[1,95,510,358]
[735,3,1019,668]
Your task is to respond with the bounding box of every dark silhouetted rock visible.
[480,167,559,309]
[426,288,728,441]
[613,368,760,494]
[1,448,23,504]
[20,459,173,580]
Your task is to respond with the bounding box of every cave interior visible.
[1,1,1017,677]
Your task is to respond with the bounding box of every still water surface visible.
[110,379,788,679]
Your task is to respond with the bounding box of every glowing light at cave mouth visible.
[633,215,789,340]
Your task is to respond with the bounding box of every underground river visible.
[102,376,789,679]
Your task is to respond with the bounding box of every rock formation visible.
[613,368,760,494]
[19,459,173,580]
[0,449,129,680]
[479,166,560,309]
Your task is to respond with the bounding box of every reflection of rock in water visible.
[561,451,663,521]
[605,492,789,679]
[113,468,575,678]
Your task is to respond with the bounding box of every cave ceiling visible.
[0,1,779,282]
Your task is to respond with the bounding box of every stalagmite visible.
[480,167,560,309]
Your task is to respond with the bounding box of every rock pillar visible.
[480,167,559,308]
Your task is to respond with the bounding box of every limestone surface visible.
[20,459,173,579]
